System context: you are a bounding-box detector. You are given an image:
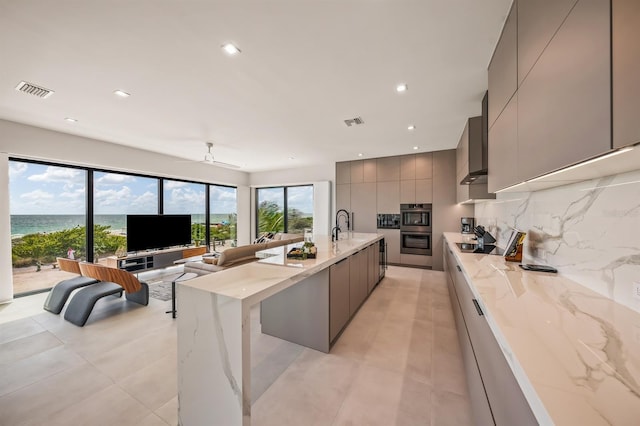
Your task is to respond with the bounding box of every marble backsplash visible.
[474,169,640,313]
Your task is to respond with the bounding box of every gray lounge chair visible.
[44,258,99,314]
[64,263,149,327]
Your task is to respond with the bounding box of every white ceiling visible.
[0,0,512,173]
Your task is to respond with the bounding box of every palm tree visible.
[258,201,284,233]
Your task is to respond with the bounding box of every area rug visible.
[148,281,173,301]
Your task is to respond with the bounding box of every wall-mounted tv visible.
[126,214,192,252]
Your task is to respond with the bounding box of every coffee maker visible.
[461,217,475,234]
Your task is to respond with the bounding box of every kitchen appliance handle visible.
[472,299,484,316]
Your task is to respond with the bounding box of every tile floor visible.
[0,266,472,426]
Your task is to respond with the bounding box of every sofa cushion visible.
[217,243,267,267]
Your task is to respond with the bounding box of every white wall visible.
[249,164,334,187]
[0,119,249,187]
[0,153,13,303]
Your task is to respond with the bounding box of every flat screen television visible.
[126,214,192,252]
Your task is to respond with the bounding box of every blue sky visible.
[9,161,237,215]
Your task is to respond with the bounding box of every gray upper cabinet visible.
[488,94,519,193]
[613,0,640,148]
[336,162,350,184]
[488,1,517,129]
[350,160,364,184]
[517,0,610,181]
[415,179,433,203]
[377,181,400,213]
[336,184,351,212]
[517,0,579,85]
[376,157,400,181]
[400,180,416,204]
[363,159,377,182]
[351,182,377,233]
[400,155,416,180]
[415,153,433,179]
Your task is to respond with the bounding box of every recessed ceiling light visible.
[113,90,130,98]
[222,43,241,55]
[288,156,295,160]
[408,125,416,131]
[357,153,363,157]
[64,117,77,123]
[413,146,419,150]
[396,83,408,93]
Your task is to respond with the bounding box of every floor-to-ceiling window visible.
[256,185,313,235]
[9,161,87,294]
[286,185,313,234]
[8,158,237,297]
[93,171,158,262]
[163,180,206,246]
[210,185,237,250]
[256,187,285,234]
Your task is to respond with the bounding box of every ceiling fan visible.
[197,142,241,169]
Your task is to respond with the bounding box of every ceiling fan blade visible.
[211,160,241,169]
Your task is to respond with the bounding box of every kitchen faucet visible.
[333,209,351,241]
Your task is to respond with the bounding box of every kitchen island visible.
[177,233,383,426]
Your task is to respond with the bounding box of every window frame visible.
[255,184,313,236]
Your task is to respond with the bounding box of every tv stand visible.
[106,246,206,272]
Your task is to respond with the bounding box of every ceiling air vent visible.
[15,81,54,99]
[344,117,364,127]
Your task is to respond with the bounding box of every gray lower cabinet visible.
[367,242,378,294]
[379,229,400,264]
[517,0,610,181]
[613,0,640,148]
[444,247,494,426]
[444,243,537,425]
[330,257,350,342]
[349,249,368,316]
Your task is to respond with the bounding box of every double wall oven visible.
[400,203,432,256]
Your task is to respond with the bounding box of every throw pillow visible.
[203,257,218,265]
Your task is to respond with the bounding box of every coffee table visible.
[166,272,198,318]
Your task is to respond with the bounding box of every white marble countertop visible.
[181,233,382,307]
[444,232,640,426]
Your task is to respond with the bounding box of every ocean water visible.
[10,214,234,238]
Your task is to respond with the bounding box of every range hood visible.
[460,91,489,185]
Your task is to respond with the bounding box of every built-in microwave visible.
[400,203,432,233]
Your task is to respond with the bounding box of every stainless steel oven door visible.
[400,232,432,256]
[400,204,432,232]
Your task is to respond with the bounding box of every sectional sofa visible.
[183,233,303,275]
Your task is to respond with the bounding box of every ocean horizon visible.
[10,213,236,238]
